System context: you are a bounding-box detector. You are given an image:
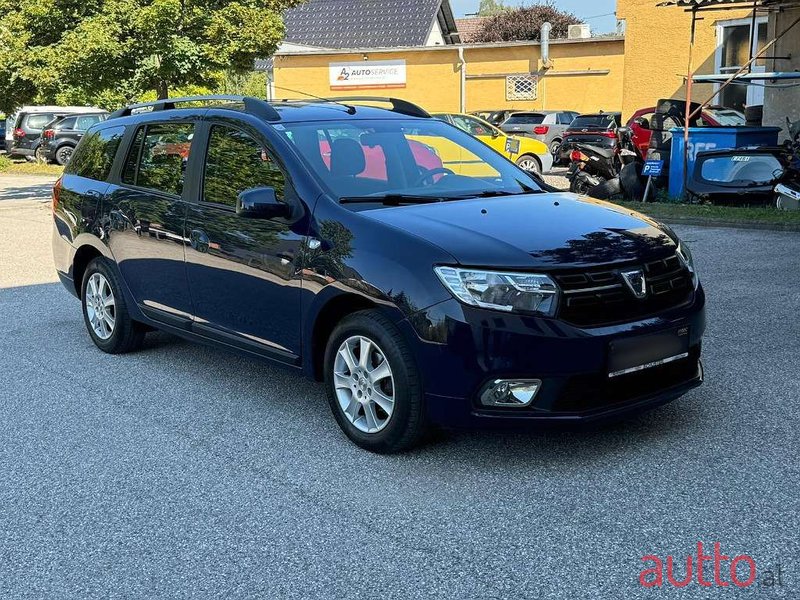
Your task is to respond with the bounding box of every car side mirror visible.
[236,187,291,219]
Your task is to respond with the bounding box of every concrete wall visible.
[273,38,625,116]
[763,6,800,139]
[617,0,751,119]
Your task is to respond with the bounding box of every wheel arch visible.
[309,293,379,381]
[71,244,104,296]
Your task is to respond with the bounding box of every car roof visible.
[18,106,106,114]
[107,97,431,126]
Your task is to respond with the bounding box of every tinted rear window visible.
[66,125,126,181]
[24,113,56,130]
[570,115,616,129]
[504,114,545,125]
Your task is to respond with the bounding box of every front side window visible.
[66,125,125,181]
[280,118,542,205]
[451,115,492,137]
[203,125,286,208]
[75,114,104,130]
[122,123,194,196]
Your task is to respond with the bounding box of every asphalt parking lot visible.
[1,174,797,598]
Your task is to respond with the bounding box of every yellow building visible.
[617,0,754,118]
[273,37,626,115]
[272,0,790,125]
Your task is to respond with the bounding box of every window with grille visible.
[505,75,538,101]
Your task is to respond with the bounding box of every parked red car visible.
[627,105,746,158]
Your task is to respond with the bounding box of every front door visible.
[184,121,304,363]
[105,121,194,324]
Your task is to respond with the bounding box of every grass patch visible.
[617,200,800,227]
[0,155,64,176]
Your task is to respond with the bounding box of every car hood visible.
[363,193,677,270]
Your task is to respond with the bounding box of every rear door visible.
[66,114,106,146]
[104,121,195,326]
[183,118,304,362]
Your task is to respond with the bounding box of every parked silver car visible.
[499,110,579,158]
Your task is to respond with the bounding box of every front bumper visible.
[402,285,706,428]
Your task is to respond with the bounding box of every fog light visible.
[479,379,542,408]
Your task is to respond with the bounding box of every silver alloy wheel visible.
[56,146,73,165]
[333,335,395,434]
[85,272,116,340]
[517,157,540,174]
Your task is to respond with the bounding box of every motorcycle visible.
[566,127,645,200]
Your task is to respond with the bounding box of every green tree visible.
[472,2,580,43]
[477,0,506,16]
[0,0,303,113]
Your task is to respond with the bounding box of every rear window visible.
[699,154,782,185]
[23,113,56,130]
[66,125,126,181]
[503,114,545,125]
[53,117,77,130]
[569,115,617,129]
[702,109,746,126]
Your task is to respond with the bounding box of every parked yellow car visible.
[433,112,553,175]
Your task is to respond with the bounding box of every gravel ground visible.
[0,174,797,598]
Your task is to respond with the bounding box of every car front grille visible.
[554,253,694,327]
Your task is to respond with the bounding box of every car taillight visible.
[42,129,54,139]
[533,126,549,135]
[52,176,62,214]
[13,128,25,139]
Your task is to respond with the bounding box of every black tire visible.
[619,162,645,201]
[550,139,562,157]
[55,145,75,166]
[588,177,621,200]
[81,257,146,354]
[324,310,426,453]
[569,171,597,195]
[515,154,541,175]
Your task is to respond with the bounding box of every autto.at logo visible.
[639,542,758,588]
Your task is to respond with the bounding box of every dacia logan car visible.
[52,95,705,453]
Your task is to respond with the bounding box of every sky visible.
[449,0,619,35]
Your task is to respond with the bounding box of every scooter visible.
[567,127,644,200]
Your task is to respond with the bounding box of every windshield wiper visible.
[340,194,447,205]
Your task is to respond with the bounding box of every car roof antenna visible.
[272,85,357,115]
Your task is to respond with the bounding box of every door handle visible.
[190,229,210,253]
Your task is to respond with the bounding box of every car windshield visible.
[278,118,542,204]
[570,115,616,129]
[704,108,746,126]
[699,154,783,185]
[504,114,546,125]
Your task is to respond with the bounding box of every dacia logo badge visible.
[621,268,647,299]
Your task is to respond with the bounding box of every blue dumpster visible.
[668,126,781,198]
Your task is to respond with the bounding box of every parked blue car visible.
[52,95,705,453]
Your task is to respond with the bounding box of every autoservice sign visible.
[329,60,406,90]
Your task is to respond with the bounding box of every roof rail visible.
[315,96,430,119]
[108,95,281,122]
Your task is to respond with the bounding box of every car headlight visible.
[676,242,699,288]
[434,267,558,316]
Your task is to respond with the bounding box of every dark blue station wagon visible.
[52,95,705,453]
